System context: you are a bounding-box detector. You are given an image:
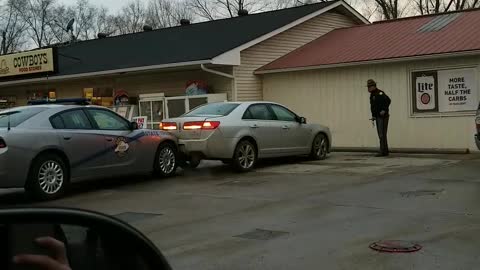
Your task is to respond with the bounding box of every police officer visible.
[368,79,391,157]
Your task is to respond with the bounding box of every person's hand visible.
[380,110,386,116]
[13,237,71,270]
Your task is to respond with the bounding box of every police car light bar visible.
[28,98,91,106]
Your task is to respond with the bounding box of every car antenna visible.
[0,111,19,131]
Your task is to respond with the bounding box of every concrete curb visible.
[332,147,470,155]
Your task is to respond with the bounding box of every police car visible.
[0,99,178,200]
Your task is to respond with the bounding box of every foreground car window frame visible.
[50,109,94,130]
[85,108,131,131]
[242,104,277,121]
[269,104,298,122]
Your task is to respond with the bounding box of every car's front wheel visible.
[154,142,178,177]
[310,133,328,160]
[232,140,257,172]
[26,153,69,200]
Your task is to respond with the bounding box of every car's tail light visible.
[183,121,220,130]
[0,138,6,148]
[160,122,177,131]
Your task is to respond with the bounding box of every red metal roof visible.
[258,9,480,73]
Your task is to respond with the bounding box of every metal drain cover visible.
[235,229,289,240]
[113,212,162,223]
[370,240,422,253]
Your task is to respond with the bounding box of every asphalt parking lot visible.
[2,152,480,270]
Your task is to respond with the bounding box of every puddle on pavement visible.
[234,229,289,240]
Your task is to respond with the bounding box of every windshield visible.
[184,103,240,117]
[0,107,47,128]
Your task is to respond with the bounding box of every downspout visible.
[201,64,237,101]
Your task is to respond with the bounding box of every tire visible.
[232,140,257,172]
[154,142,178,177]
[187,160,201,169]
[26,153,69,201]
[310,133,328,160]
[187,157,201,169]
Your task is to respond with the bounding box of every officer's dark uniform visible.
[370,87,391,156]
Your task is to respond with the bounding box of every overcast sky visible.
[58,0,127,12]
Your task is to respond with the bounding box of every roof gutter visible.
[255,50,480,75]
[0,60,212,87]
[200,64,237,101]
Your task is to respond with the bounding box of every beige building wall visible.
[0,68,232,106]
[263,56,480,151]
[235,11,359,101]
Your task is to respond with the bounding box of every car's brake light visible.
[160,122,177,130]
[183,121,220,130]
[0,138,6,148]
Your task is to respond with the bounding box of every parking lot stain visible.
[234,229,289,240]
[218,179,267,186]
[113,212,162,223]
[400,189,445,198]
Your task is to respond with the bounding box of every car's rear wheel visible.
[26,153,69,200]
[232,140,257,172]
[310,133,328,160]
[154,142,177,177]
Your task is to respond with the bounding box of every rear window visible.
[184,103,239,117]
[0,107,47,128]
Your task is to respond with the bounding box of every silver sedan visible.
[0,105,178,200]
[162,102,331,171]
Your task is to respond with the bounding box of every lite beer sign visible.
[0,48,54,78]
[414,73,436,111]
[412,68,478,113]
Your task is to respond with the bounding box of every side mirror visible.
[130,122,139,130]
[0,208,172,270]
[298,117,307,124]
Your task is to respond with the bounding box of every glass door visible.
[151,100,164,130]
[139,100,153,129]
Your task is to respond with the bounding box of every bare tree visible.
[188,0,273,20]
[11,0,56,48]
[187,0,218,20]
[47,4,75,43]
[414,0,480,15]
[146,0,193,28]
[0,0,27,54]
[93,6,116,35]
[113,0,146,34]
[215,0,272,17]
[374,0,399,19]
[73,0,98,40]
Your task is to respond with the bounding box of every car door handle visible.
[63,136,72,141]
[282,125,290,130]
[106,137,114,142]
[250,124,259,129]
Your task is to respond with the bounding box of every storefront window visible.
[26,89,56,102]
[84,87,114,106]
[0,96,16,110]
